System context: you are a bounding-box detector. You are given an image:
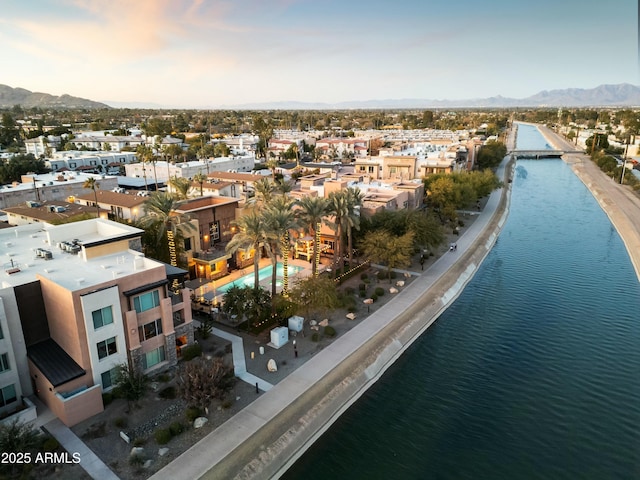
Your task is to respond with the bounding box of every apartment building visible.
[0,219,194,426]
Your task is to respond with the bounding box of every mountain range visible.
[1,83,639,110]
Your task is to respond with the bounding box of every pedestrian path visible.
[212,327,274,392]
[43,418,119,480]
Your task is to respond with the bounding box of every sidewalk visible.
[150,157,513,479]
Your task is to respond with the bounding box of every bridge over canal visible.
[508,149,583,159]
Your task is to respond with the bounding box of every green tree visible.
[113,363,149,411]
[213,142,230,157]
[0,419,41,478]
[226,210,272,289]
[138,192,195,267]
[327,190,349,275]
[360,230,414,283]
[476,140,507,169]
[193,172,208,197]
[169,176,191,200]
[344,187,364,268]
[262,196,299,296]
[288,276,339,320]
[136,145,154,191]
[298,195,329,277]
[82,176,101,217]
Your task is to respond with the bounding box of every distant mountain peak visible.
[0,84,109,109]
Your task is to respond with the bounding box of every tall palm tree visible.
[265,158,279,181]
[250,177,274,210]
[169,176,191,200]
[298,195,328,277]
[138,192,195,268]
[136,145,153,192]
[83,177,100,218]
[226,210,271,290]
[193,172,208,197]
[327,190,349,276]
[344,187,364,268]
[262,196,299,297]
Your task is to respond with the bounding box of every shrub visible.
[311,332,320,342]
[129,455,144,466]
[371,294,378,302]
[358,283,366,291]
[458,220,465,227]
[132,437,146,447]
[374,287,384,297]
[42,437,60,452]
[154,428,172,445]
[182,344,202,361]
[186,407,202,423]
[453,229,459,235]
[159,386,176,400]
[347,305,357,313]
[221,399,233,409]
[324,326,337,338]
[360,273,368,280]
[390,271,397,279]
[113,417,128,429]
[358,290,367,298]
[169,422,184,436]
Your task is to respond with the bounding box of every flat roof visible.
[0,219,163,290]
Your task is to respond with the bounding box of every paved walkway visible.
[43,418,119,480]
[212,327,274,392]
[150,156,512,480]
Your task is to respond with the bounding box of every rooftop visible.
[0,219,162,290]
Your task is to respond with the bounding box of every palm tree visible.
[262,196,299,297]
[83,177,100,217]
[274,178,293,197]
[265,158,279,181]
[226,210,271,290]
[136,145,153,192]
[193,172,208,197]
[250,177,274,210]
[344,187,364,268]
[298,195,328,277]
[138,192,195,268]
[169,177,191,200]
[327,190,349,275]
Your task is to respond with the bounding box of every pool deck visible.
[185,258,316,304]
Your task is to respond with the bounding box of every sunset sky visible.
[1,0,637,108]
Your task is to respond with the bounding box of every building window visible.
[0,353,9,373]
[90,160,97,166]
[101,367,119,390]
[184,238,192,251]
[101,159,108,165]
[209,221,220,242]
[389,167,397,174]
[97,337,117,360]
[368,166,375,173]
[0,384,16,407]
[138,319,163,341]
[133,290,160,313]
[92,306,114,329]
[0,324,3,340]
[69,162,76,168]
[142,346,166,370]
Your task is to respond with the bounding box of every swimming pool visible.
[217,263,304,294]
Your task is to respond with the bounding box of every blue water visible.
[217,263,303,293]
[284,124,640,479]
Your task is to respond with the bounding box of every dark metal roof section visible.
[122,279,168,297]
[27,339,86,387]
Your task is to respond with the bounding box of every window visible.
[101,367,119,389]
[0,384,16,407]
[97,337,117,360]
[183,238,192,251]
[138,319,163,341]
[69,162,76,168]
[209,221,220,242]
[133,290,160,313]
[368,166,375,173]
[0,324,3,340]
[92,306,114,329]
[142,346,166,370]
[101,159,108,165]
[90,160,97,166]
[0,354,9,373]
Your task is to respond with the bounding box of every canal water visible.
[284,124,640,479]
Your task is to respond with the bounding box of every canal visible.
[283,124,640,479]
